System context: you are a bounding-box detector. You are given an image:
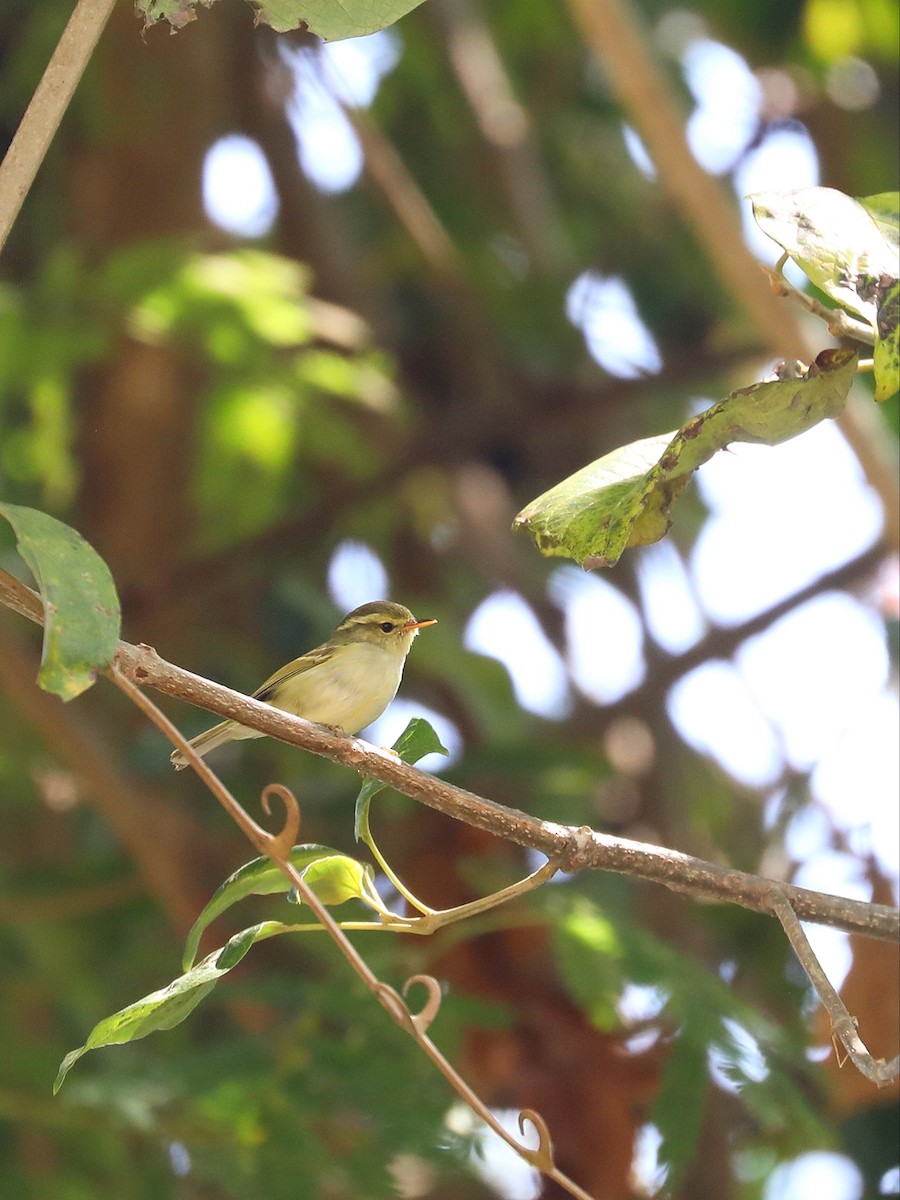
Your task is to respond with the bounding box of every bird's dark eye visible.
[379,622,395,633]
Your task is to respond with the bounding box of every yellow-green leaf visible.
[298,854,375,907]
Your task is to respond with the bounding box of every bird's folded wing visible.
[252,647,331,702]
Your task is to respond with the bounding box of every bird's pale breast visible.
[271,640,405,733]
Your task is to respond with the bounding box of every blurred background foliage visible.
[0,0,898,1197]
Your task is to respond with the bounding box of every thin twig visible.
[760,265,876,345]
[1,566,896,944]
[769,888,900,1086]
[0,0,118,254]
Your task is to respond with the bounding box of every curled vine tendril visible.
[518,1108,555,1171]
[356,970,593,1198]
[402,974,443,1034]
[111,668,302,868]
[259,783,300,860]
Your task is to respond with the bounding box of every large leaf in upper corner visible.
[750,187,898,329]
[0,504,120,699]
[137,0,426,38]
[514,349,858,568]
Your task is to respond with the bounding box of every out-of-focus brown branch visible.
[565,0,900,552]
[284,50,516,458]
[130,455,413,627]
[237,28,372,313]
[431,0,568,274]
[567,0,800,356]
[327,80,466,287]
[1,566,896,943]
[0,876,143,923]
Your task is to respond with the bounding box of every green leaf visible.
[182,844,362,970]
[514,349,858,567]
[874,280,899,401]
[651,1030,709,1188]
[513,432,682,567]
[55,923,280,1093]
[0,503,121,700]
[253,0,426,37]
[354,718,448,844]
[750,187,897,327]
[553,899,624,1031]
[392,716,449,765]
[136,0,426,39]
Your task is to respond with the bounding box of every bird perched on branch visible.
[171,600,436,768]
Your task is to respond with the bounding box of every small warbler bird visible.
[171,601,436,769]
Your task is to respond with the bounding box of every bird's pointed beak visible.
[404,617,437,632]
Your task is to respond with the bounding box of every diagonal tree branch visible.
[628,540,888,706]
[0,0,118,254]
[1,565,897,943]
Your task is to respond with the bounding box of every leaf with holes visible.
[137,0,426,39]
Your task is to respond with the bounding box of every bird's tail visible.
[170,719,259,770]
